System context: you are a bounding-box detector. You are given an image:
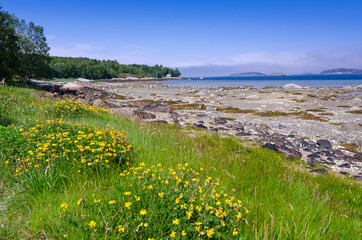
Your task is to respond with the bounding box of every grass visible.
[0,84,361,239]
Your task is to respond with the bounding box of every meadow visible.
[0,83,360,239]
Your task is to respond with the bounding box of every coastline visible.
[34,79,362,180]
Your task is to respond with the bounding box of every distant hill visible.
[229,72,266,76]
[320,68,362,75]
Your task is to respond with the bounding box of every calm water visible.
[162,74,362,89]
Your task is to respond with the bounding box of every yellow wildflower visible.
[172,218,180,225]
[236,212,242,220]
[77,198,82,205]
[109,200,116,205]
[233,228,238,236]
[61,202,69,211]
[124,192,131,196]
[170,231,176,238]
[118,225,125,232]
[94,199,101,203]
[140,209,147,215]
[124,202,132,208]
[89,220,96,228]
[158,192,165,198]
[182,230,187,236]
[206,228,214,238]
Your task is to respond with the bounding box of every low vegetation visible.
[0,84,361,239]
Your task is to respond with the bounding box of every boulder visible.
[316,139,332,149]
[262,143,301,159]
[60,83,84,91]
[131,110,156,119]
[283,83,303,89]
[339,123,361,132]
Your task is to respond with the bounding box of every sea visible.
[162,74,362,89]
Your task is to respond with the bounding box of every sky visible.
[1,0,362,76]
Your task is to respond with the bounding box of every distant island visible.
[229,72,266,76]
[228,68,362,77]
[320,68,362,75]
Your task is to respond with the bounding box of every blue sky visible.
[2,0,362,76]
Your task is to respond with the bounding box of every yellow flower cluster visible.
[59,162,248,238]
[8,119,132,176]
[53,98,109,116]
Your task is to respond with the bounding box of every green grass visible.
[0,84,361,239]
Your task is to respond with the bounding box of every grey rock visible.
[338,163,351,168]
[214,117,227,125]
[195,124,207,130]
[351,175,362,180]
[317,139,332,149]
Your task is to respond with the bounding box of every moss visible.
[291,92,303,95]
[305,108,325,112]
[292,99,306,102]
[340,142,361,154]
[330,122,344,126]
[347,110,362,114]
[337,105,351,108]
[217,107,256,114]
[224,117,236,121]
[318,112,334,116]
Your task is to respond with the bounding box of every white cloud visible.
[49,43,104,59]
[174,49,362,76]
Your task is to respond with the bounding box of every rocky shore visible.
[32,79,362,180]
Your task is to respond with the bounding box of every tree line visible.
[0,6,181,82]
[46,57,181,80]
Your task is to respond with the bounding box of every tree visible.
[0,8,19,82]
[15,19,50,80]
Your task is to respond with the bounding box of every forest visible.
[45,57,181,80]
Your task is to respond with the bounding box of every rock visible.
[262,143,278,152]
[195,124,207,130]
[353,153,362,161]
[92,99,114,108]
[254,123,270,135]
[339,123,361,132]
[307,153,320,159]
[338,163,351,168]
[131,110,156,119]
[77,78,93,82]
[144,103,173,113]
[44,92,57,98]
[205,106,218,111]
[283,83,303,89]
[339,171,349,175]
[351,175,362,180]
[235,132,252,137]
[317,139,332,149]
[214,117,227,125]
[310,168,328,174]
[246,95,261,100]
[263,143,301,159]
[225,123,245,131]
[276,144,302,159]
[60,83,84,91]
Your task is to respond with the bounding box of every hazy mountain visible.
[320,68,362,75]
[229,72,266,76]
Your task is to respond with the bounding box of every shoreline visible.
[33,79,362,180]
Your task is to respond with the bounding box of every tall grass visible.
[0,84,361,239]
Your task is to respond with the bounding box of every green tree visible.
[15,19,50,80]
[0,8,19,82]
